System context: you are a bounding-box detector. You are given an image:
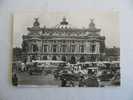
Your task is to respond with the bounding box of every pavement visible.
[16,72,61,86]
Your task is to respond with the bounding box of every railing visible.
[25,52,100,55]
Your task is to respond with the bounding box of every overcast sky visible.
[13,10,119,48]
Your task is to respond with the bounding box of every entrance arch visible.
[52,56,57,60]
[70,56,76,64]
[90,55,96,61]
[80,56,85,62]
[62,56,66,61]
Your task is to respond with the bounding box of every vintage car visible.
[82,76,99,87]
[110,71,120,86]
[29,67,43,75]
[28,63,43,75]
[98,71,114,81]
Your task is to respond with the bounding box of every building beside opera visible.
[22,17,105,64]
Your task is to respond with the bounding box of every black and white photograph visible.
[12,10,120,87]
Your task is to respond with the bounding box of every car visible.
[83,76,99,87]
[29,67,43,75]
[98,71,113,81]
[111,72,120,86]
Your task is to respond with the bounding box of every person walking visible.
[61,78,67,87]
[12,74,18,86]
[79,76,84,87]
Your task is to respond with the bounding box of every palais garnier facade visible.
[22,17,105,64]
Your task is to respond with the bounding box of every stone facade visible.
[22,17,105,64]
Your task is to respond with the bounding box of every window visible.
[62,45,66,52]
[32,44,38,52]
[91,44,96,53]
[53,45,57,52]
[80,45,84,53]
[59,45,62,52]
[71,45,75,52]
[43,45,47,52]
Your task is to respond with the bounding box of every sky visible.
[13,10,119,48]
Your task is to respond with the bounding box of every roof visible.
[55,17,72,29]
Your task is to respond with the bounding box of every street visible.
[16,72,61,86]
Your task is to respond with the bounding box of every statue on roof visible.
[88,18,101,32]
[89,18,95,28]
[33,17,40,26]
[27,17,41,34]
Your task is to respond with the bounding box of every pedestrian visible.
[69,80,75,87]
[61,78,67,87]
[79,76,84,87]
[12,74,18,86]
